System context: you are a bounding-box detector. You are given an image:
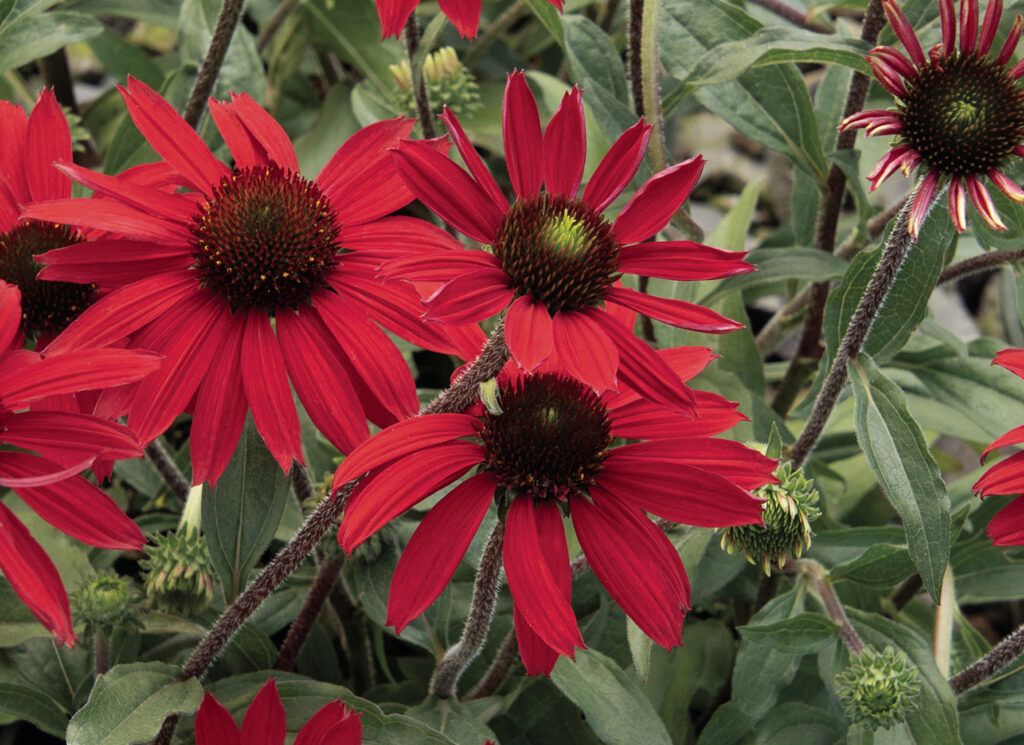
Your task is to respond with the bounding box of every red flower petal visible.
[196,693,241,745]
[209,98,261,170]
[54,161,195,226]
[882,0,927,66]
[0,349,161,407]
[294,702,361,745]
[503,496,584,656]
[995,348,1024,377]
[0,282,21,352]
[342,215,464,254]
[505,296,554,371]
[387,472,496,632]
[582,120,652,213]
[610,395,744,439]
[543,88,586,198]
[612,156,704,244]
[380,250,501,282]
[0,501,74,646]
[503,71,545,199]
[0,410,141,463]
[974,451,1024,495]
[25,89,71,202]
[606,285,742,334]
[38,239,193,291]
[438,0,483,37]
[618,242,753,281]
[611,438,777,491]
[0,100,28,205]
[550,310,619,392]
[424,269,514,324]
[240,679,287,745]
[224,93,299,172]
[908,169,940,239]
[982,424,1024,463]
[24,197,190,243]
[318,117,414,197]
[375,0,419,37]
[573,487,687,649]
[440,108,507,210]
[241,310,304,473]
[604,347,715,411]
[988,495,1024,546]
[978,0,1003,55]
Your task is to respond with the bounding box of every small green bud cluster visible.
[836,647,921,731]
[390,47,482,118]
[73,574,142,633]
[141,527,216,616]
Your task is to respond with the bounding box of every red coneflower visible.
[26,78,483,485]
[386,72,753,414]
[375,0,562,39]
[332,348,775,674]
[841,0,1024,237]
[0,89,97,340]
[195,678,361,745]
[974,348,1024,545]
[0,281,159,644]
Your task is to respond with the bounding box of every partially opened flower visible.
[375,0,562,39]
[841,0,1024,237]
[0,281,159,644]
[27,78,482,485]
[195,678,362,745]
[974,348,1024,545]
[332,349,774,674]
[0,89,96,341]
[387,72,752,414]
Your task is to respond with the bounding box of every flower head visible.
[836,647,921,731]
[0,90,96,340]
[73,573,142,633]
[375,0,563,39]
[195,678,362,745]
[841,0,1024,237]
[332,349,776,674]
[26,78,484,486]
[0,280,159,644]
[387,72,753,413]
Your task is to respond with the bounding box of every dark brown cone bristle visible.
[192,165,339,310]
[0,221,94,337]
[480,373,612,501]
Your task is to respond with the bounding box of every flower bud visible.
[74,574,140,632]
[836,646,921,731]
[389,47,482,118]
[141,526,216,616]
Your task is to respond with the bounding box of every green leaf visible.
[751,702,845,745]
[0,0,15,26]
[61,0,178,26]
[202,418,292,600]
[551,648,673,745]
[738,613,839,654]
[959,689,1024,744]
[626,619,653,681]
[703,246,848,302]
[0,682,68,737]
[0,11,102,71]
[563,15,637,143]
[65,662,202,745]
[522,0,564,45]
[849,356,951,601]
[831,543,917,588]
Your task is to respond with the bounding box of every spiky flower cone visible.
[390,46,482,118]
[837,646,921,731]
[141,527,216,616]
[73,574,142,633]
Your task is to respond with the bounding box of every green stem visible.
[933,565,955,677]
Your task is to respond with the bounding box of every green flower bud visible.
[836,647,921,731]
[720,447,820,574]
[73,574,140,632]
[389,47,482,118]
[141,526,216,616]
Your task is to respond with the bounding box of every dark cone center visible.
[191,165,339,310]
[492,194,619,314]
[480,373,612,501]
[901,52,1024,176]
[0,221,94,337]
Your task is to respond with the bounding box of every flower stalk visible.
[951,622,1024,694]
[274,552,344,671]
[182,0,246,129]
[933,564,955,677]
[145,439,190,502]
[403,12,437,138]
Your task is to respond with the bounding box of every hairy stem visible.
[940,248,1024,284]
[182,0,246,129]
[422,320,509,414]
[951,622,1024,694]
[627,0,644,116]
[431,522,506,699]
[789,185,930,467]
[933,565,955,677]
[145,439,190,502]
[748,0,831,33]
[404,13,436,138]
[467,627,519,699]
[290,462,316,507]
[802,560,865,655]
[274,553,344,671]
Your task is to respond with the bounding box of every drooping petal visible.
[438,0,482,37]
[572,486,687,649]
[606,285,742,333]
[503,71,545,199]
[0,501,74,645]
[439,107,507,210]
[339,442,485,550]
[503,496,584,656]
[948,176,967,232]
[612,156,704,244]
[195,693,241,745]
[375,0,419,37]
[582,120,652,213]
[239,679,287,745]
[25,89,71,202]
[966,174,1007,231]
[907,169,940,239]
[543,88,586,198]
[505,295,554,371]
[424,269,514,324]
[987,496,1024,546]
[866,145,919,190]
[387,472,496,632]
[550,310,618,392]
[997,14,1024,64]
[990,169,1024,203]
[617,242,753,281]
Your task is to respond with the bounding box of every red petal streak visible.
[332,413,479,490]
[209,98,260,170]
[987,496,1024,546]
[908,169,939,239]
[998,14,1024,65]
[610,395,744,439]
[0,451,93,487]
[54,161,195,226]
[550,310,618,392]
[318,117,414,201]
[195,693,241,745]
[0,101,28,205]
[582,120,652,213]
[438,0,482,36]
[224,93,299,173]
[0,282,21,352]
[604,347,715,413]
[505,295,554,371]
[990,169,1024,203]
[948,177,967,232]
[387,472,496,632]
[424,269,513,324]
[975,450,1024,495]
[0,410,141,462]
[995,347,1024,377]
[979,0,1003,54]
[610,438,778,490]
[612,156,704,244]
[606,285,742,333]
[618,241,753,281]
[882,0,927,66]
[503,497,583,656]
[23,198,189,243]
[0,349,161,407]
[440,107,507,209]
[25,89,71,202]
[342,215,464,254]
[38,239,193,291]
[573,487,687,649]
[0,501,75,645]
[503,72,545,199]
[967,174,1007,230]
[515,607,559,677]
[960,0,979,53]
[940,0,956,54]
[380,250,500,282]
[869,46,916,79]
[241,311,304,472]
[392,140,503,243]
[375,0,419,37]
[294,702,361,745]
[982,424,1024,463]
[543,88,586,198]
[339,442,485,550]
[240,679,287,745]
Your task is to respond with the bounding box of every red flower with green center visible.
[0,281,159,645]
[841,0,1024,237]
[375,0,562,38]
[332,349,775,674]
[386,72,753,414]
[26,78,483,485]
[0,89,96,340]
[974,348,1024,545]
[195,679,361,745]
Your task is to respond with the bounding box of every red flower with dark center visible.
[375,0,562,38]
[0,90,96,339]
[841,0,1024,236]
[195,678,361,745]
[332,349,775,674]
[386,72,753,414]
[974,348,1024,545]
[26,78,484,485]
[0,281,159,645]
